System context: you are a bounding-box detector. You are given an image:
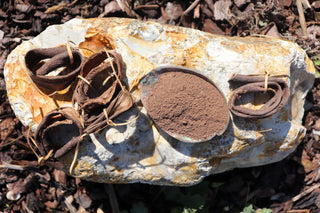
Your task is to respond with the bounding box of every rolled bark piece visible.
[4,18,316,185]
[24,46,83,94]
[35,107,84,159]
[228,74,290,119]
[72,50,124,112]
[84,90,134,134]
[72,50,134,133]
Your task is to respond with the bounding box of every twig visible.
[257,128,272,133]
[53,98,60,109]
[0,161,25,171]
[66,43,74,65]
[45,0,78,13]
[301,0,311,9]
[77,75,91,87]
[0,49,9,71]
[105,50,125,92]
[0,135,24,149]
[105,184,120,213]
[64,196,77,213]
[264,71,269,93]
[116,0,137,18]
[287,210,310,213]
[69,136,81,175]
[182,0,201,16]
[116,0,125,12]
[292,182,320,202]
[67,0,78,7]
[135,4,159,10]
[296,0,308,38]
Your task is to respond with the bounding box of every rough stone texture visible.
[4,18,316,185]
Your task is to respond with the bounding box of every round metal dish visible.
[140,66,230,143]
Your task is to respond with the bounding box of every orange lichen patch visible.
[258,128,305,159]
[229,140,249,153]
[235,43,249,53]
[127,36,166,51]
[209,157,221,167]
[247,60,289,76]
[140,151,163,167]
[79,30,115,57]
[233,126,257,139]
[125,56,154,90]
[277,108,289,121]
[154,168,165,178]
[93,17,132,32]
[170,50,186,66]
[143,173,157,182]
[296,128,306,145]
[174,175,189,183]
[221,37,291,59]
[70,160,96,177]
[258,62,289,76]
[33,107,46,124]
[184,41,208,65]
[253,44,288,57]
[281,128,305,150]
[232,129,263,146]
[258,142,283,159]
[220,40,251,55]
[166,31,189,43]
[173,163,199,184]
[110,166,125,176]
[306,57,316,74]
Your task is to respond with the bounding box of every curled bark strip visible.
[73,50,134,133]
[35,107,84,159]
[72,50,124,112]
[228,74,290,119]
[84,90,134,134]
[24,46,83,93]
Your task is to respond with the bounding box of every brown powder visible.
[144,71,229,142]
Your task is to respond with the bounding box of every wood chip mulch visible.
[0,0,320,212]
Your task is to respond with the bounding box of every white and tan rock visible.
[4,18,315,185]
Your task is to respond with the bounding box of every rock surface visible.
[4,18,315,185]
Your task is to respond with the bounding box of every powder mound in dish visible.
[144,71,229,142]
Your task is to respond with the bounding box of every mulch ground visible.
[1,0,320,212]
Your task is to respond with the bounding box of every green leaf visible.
[182,208,197,213]
[314,58,320,66]
[258,208,273,213]
[241,204,255,213]
[258,20,268,27]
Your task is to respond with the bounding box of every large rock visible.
[4,18,315,185]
